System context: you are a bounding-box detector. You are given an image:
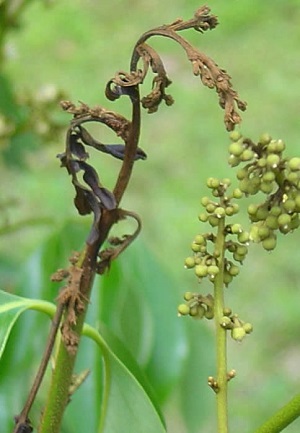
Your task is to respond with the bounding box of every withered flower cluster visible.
[58,6,245,251]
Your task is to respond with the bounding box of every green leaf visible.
[83,322,167,433]
[98,240,188,402]
[0,289,55,360]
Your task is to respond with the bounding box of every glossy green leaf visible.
[83,322,167,433]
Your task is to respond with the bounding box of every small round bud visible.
[243,323,253,334]
[207,265,219,276]
[265,215,279,230]
[214,206,226,218]
[247,204,258,216]
[185,257,195,268]
[223,307,232,317]
[191,242,202,252]
[237,231,250,244]
[282,199,296,213]
[223,271,233,285]
[208,215,219,227]
[198,213,208,222]
[201,196,210,206]
[237,168,248,180]
[269,206,281,217]
[266,153,280,168]
[262,236,277,251]
[260,182,274,194]
[229,141,244,156]
[229,130,242,142]
[183,291,194,301]
[288,157,300,171]
[204,307,214,320]
[236,244,248,256]
[277,213,291,227]
[259,133,272,146]
[194,234,206,245]
[228,154,240,167]
[262,171,275,183]
[231,326,246,342]
[207,177,220,189]
[231,223,243,234]
[232,188,243,199]
[228,264,239,276]
[220,316,232,328]
[178,304,190,316]
[240,149,254,161]
[195,265,208,278]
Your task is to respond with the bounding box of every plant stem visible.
[254,393,300,433]
[214,216,228,433]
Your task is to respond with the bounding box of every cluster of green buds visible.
[229,131,300,250]
[219,308,253,342]
[178,293,214,319]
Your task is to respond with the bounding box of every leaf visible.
[98,240,188,402]
[83,322,167,433]
[0,290,55,360]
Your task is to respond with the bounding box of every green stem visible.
[214,216,228,433]
[254,393,300,433]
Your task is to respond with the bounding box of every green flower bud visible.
[288,157,300,171]
[221,178,231,186]
[265,215,279,230]
[223,307,232,316]
[204,307,214,320]
[232,188,243,199]
[184,291,194,301]
[237,168,248,180]
[198,213,208,222]
[191,242,201,252]
[206,203,216,213]
[257,225,270,240]
[201,196,210,206]
[220,316,232,328]
[231,223,243,234]
[207,265,219,276]
[290,215,300,230]
[236,245,248,256]
[262,236,277,251]
[262,171,275,182]
[259,133,272,146]
[269,206,281,216]
[208,215,219,227]
[282,199,296,213]
[207,177,220,189]
[248,203,258,216]
[266,153,280,168]
[243,323,253,334]
[256,205,269,221]
[228,264,239,276]
[229,130,242,142]
[257,157,267,168]
[229,142,244,156]
[228,154,240,167]
[277,213,291,227]
[190,304,205,318]
[237,231,250,244]
[231,326,246,342]
[260,181,274,194]
[194,234,206,245]
[224,270,233,285]
[195,264,208,278]
[185,257,195,268]
[178,303,190,316]
[240,149,254,161]
[214,206,226,218]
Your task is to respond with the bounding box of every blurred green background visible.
[1,0,300,432]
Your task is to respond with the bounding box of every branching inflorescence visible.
[178,130,300,432]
